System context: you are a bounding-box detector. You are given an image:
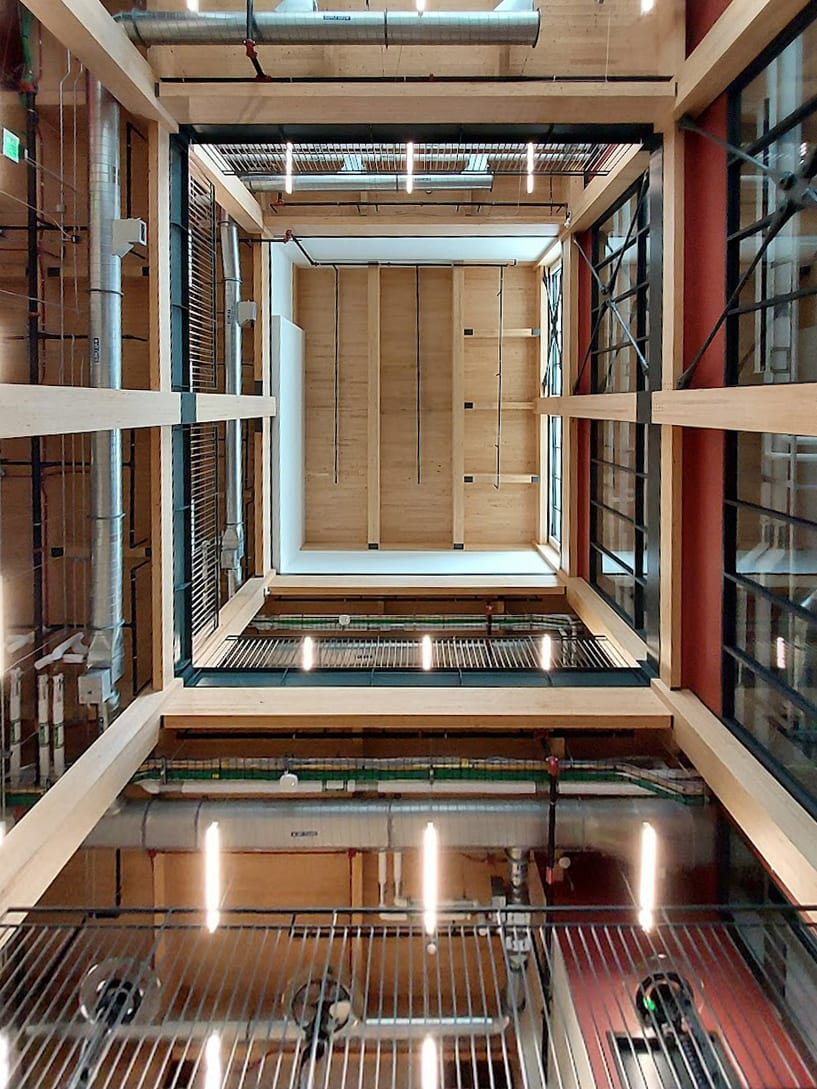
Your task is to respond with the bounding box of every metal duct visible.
[242,173,494,193]
[86,798,714,867]
[219,213,244,594]
[83,75,124,709]
[114,10,540,47]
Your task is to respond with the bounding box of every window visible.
[544,263,563,545]
[590,420,648,631]
[724,431,817,808]
[727,9,817,385]
[590,175,651,394]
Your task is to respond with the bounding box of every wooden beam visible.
[0,385,181,438]
[655,680,817,907]
[22,0,176,129]
[253,242,273,575]
[659,126,684,688]
[567,148,650,234]
[562,575,649,667]
[193,574,273,667]
[536,266,548,545]
[652,383,817,435]
[536,393,638,422]
[195,394,277,423]
[452,266,465,547]
[264,574,564,598]
[148,124,171,394]
[162,684,671,733]
[189,145,265,236]
[675,0,812,119]
[0,686,175,923]
[367,266,381,548]
[560,240,579,577]
[161,81,676,128]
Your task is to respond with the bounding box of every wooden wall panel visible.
[380,267,453,547]
[465,482,537,546]
[298,267,368,546]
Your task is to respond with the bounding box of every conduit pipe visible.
[115,9,541,47]
[83,75,124,711]
[219,212,245,594]
[86,798,714,867]
[242,173,494,193]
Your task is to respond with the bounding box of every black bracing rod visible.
[26,90,45,657]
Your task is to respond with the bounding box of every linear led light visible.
[302,635,315,672]
[187,0,199,11]
[406,141,415,195]
[421,634,433,671]
[527,142,534,194]
[285,142,293,195]
[776,636,786,669]
[421,1036,437,1089]
[0,1033,8,1089]
[205,1033,221,1089]
[423,821,438,937]
[417,0,426,11]
[638,821,657,931]
[204,821,221,934]
[640,0,654,12]
[540,634,552,671]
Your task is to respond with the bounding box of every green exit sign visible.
[2,129,20,163]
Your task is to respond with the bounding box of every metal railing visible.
[215,634,627,672]
[1,905,816,1089]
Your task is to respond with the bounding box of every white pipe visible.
[393,850,403,903]
[377,849,387,906]
[243,172,494,194]
[8,668,22,784]
[219,213,244,594]
[52,674,65,779]
[36,674,50,785]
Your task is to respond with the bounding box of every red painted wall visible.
[681,97,728,714]
[686,0,734,54]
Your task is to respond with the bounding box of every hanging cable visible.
[333,266,340,486]
[416,265,421,485]
[495,266,504,489]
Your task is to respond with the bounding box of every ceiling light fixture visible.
[421,1036,438,1089]
[285,142,293,195]
[406,141,415,195]
[423,820,438,939]
[640,0,654,12]
[540,634,552,671]
[776,636,786,669]
[417,0,426,11]
[302,635,315,671]
[638,821,657,931]
[186,0,199,11]
[204,821,221,934]
[421,634,433,671]
[527,142,535,194]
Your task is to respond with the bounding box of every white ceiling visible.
[285,232,559,266]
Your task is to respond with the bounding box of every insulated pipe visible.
[242,174,494,193]
[219,212,244,594]
[52,674,65,779]
[37,673,49,785]
[84,75,124,708]
[86,798,715,867]
[115,11,541,47]
[8,668,22,784]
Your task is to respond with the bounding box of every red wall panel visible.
[681,97,728,713]
[686,0,734,54]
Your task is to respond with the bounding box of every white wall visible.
[272,315,305,572]
[271,243,294,322]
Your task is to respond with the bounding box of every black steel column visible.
[26,90,44,655]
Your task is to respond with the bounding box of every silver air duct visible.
[81,76,124,713]
[86,798,714,867]
[243,173,494,193]
[114,10,540,47]
[219,213,244,594]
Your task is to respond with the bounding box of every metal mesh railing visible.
[1,906,816,1089]
[189,423,221,639]
[215,634,626,671]
[188,167,218,392]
